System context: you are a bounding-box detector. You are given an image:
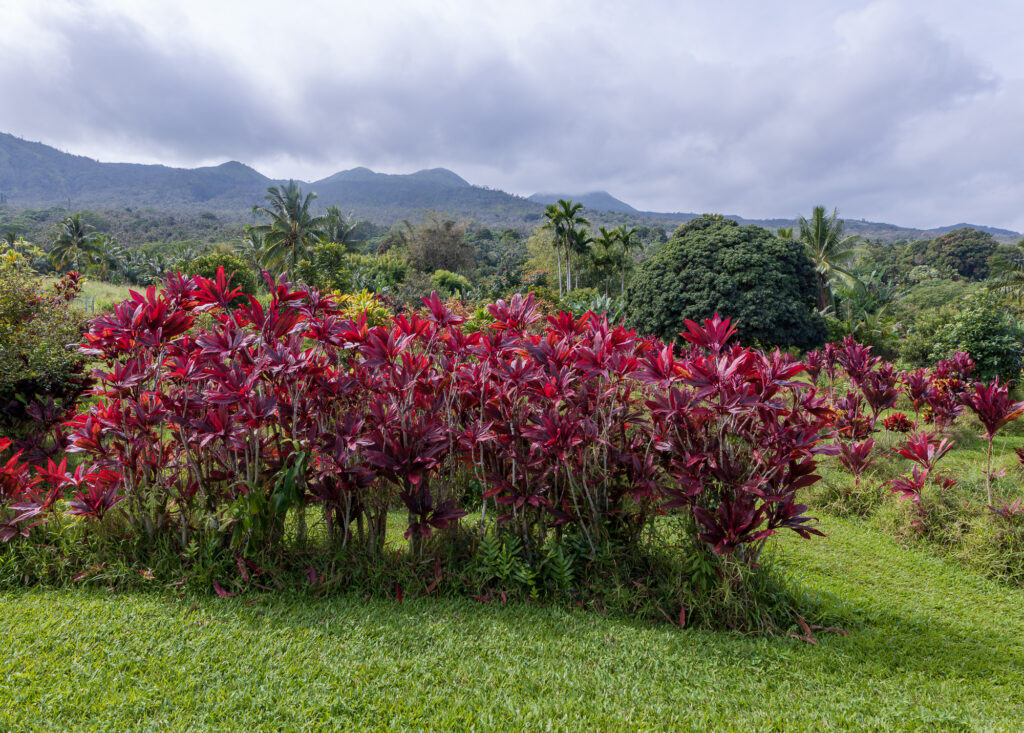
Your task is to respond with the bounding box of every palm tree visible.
[251,181,328,274]
[235,226,271,273]
[323,205,363,250]
[613,224,640,297]
[541,204,567,297]
[51,213,102,272]
[567,225,593,291]
[776,226,794,240]
[545,199,590,294]
[590,227,625,296]
[92,235,126,281]
[798,206,859,311]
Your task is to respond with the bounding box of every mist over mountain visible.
[0,132,1018,242]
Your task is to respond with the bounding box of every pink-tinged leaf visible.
[213,579,236,598]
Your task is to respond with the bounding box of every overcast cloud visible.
[1,0,1022,229]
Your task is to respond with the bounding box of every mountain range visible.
[0,132,1019,242]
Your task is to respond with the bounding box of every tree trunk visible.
[556,248,563,298]
[817,272,829,311]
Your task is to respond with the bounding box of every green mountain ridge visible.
[0,132,1018,241]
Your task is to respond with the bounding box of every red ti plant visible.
[901,368,931,416]
[959,378,1024,505]
[935,351,975,381]
[887,468,929,505]
[833,390,874,440]
[644,314,832,562]
[836,336,880,388]
[0,438,35,542]
[882,412,913,433]
[804,349,824,386]
[860,362,901,423]
[822,341,840,397]
[837,438,875,491]
[922,378,964,432]
[888,431,957,523]
[895,430,954,471]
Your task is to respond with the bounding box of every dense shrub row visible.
[0,270,839,621]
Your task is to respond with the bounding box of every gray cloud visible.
[1,0,1022,230]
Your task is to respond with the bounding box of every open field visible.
[41,276,134,313]
[2,515,1023,731]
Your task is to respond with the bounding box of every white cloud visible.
[0,0,1022,230]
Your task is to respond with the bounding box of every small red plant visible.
[804,349,824,385]
[901,368,931,416]
[833,391,874,440]
[836,336,880,387]
[959,378,1024,505]
[837,438,875,491]
[887,467,929,504]
[935,351,975,381]
[860,362,901,421]
[882,412,913,433]
[895,430,954,471]
[923,377,964,431]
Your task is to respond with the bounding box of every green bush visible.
[176,252,258,295]
[928,292,1023,381]
[625,215,826,349]
[0,266,88,429]
[430,269,472,296]
[295,242,353,292]
[295,248,411,295]
[559,287,600,315]
[897,306,956,368]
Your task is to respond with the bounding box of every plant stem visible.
[986,436,993,507]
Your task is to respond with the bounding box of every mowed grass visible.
[2,516,1023,731]
[43,276,134,313]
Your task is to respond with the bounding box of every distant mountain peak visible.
[528,190,638,214]
[313,166,469,188]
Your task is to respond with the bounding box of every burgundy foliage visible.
[860,363,902,420]
[959,378,1024,440]
[835,336,880,387]
[19,273,837,565]
[959,378,1024,505]
[882,412,913,433]
[901,368,931,415]
[837,438,875,490]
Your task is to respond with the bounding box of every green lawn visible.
[43,276,134,313]
[3,515,1023,731]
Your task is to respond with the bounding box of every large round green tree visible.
[901,227,998,281]
[625,215,826,349]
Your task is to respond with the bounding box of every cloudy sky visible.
[2,0,1023,229]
